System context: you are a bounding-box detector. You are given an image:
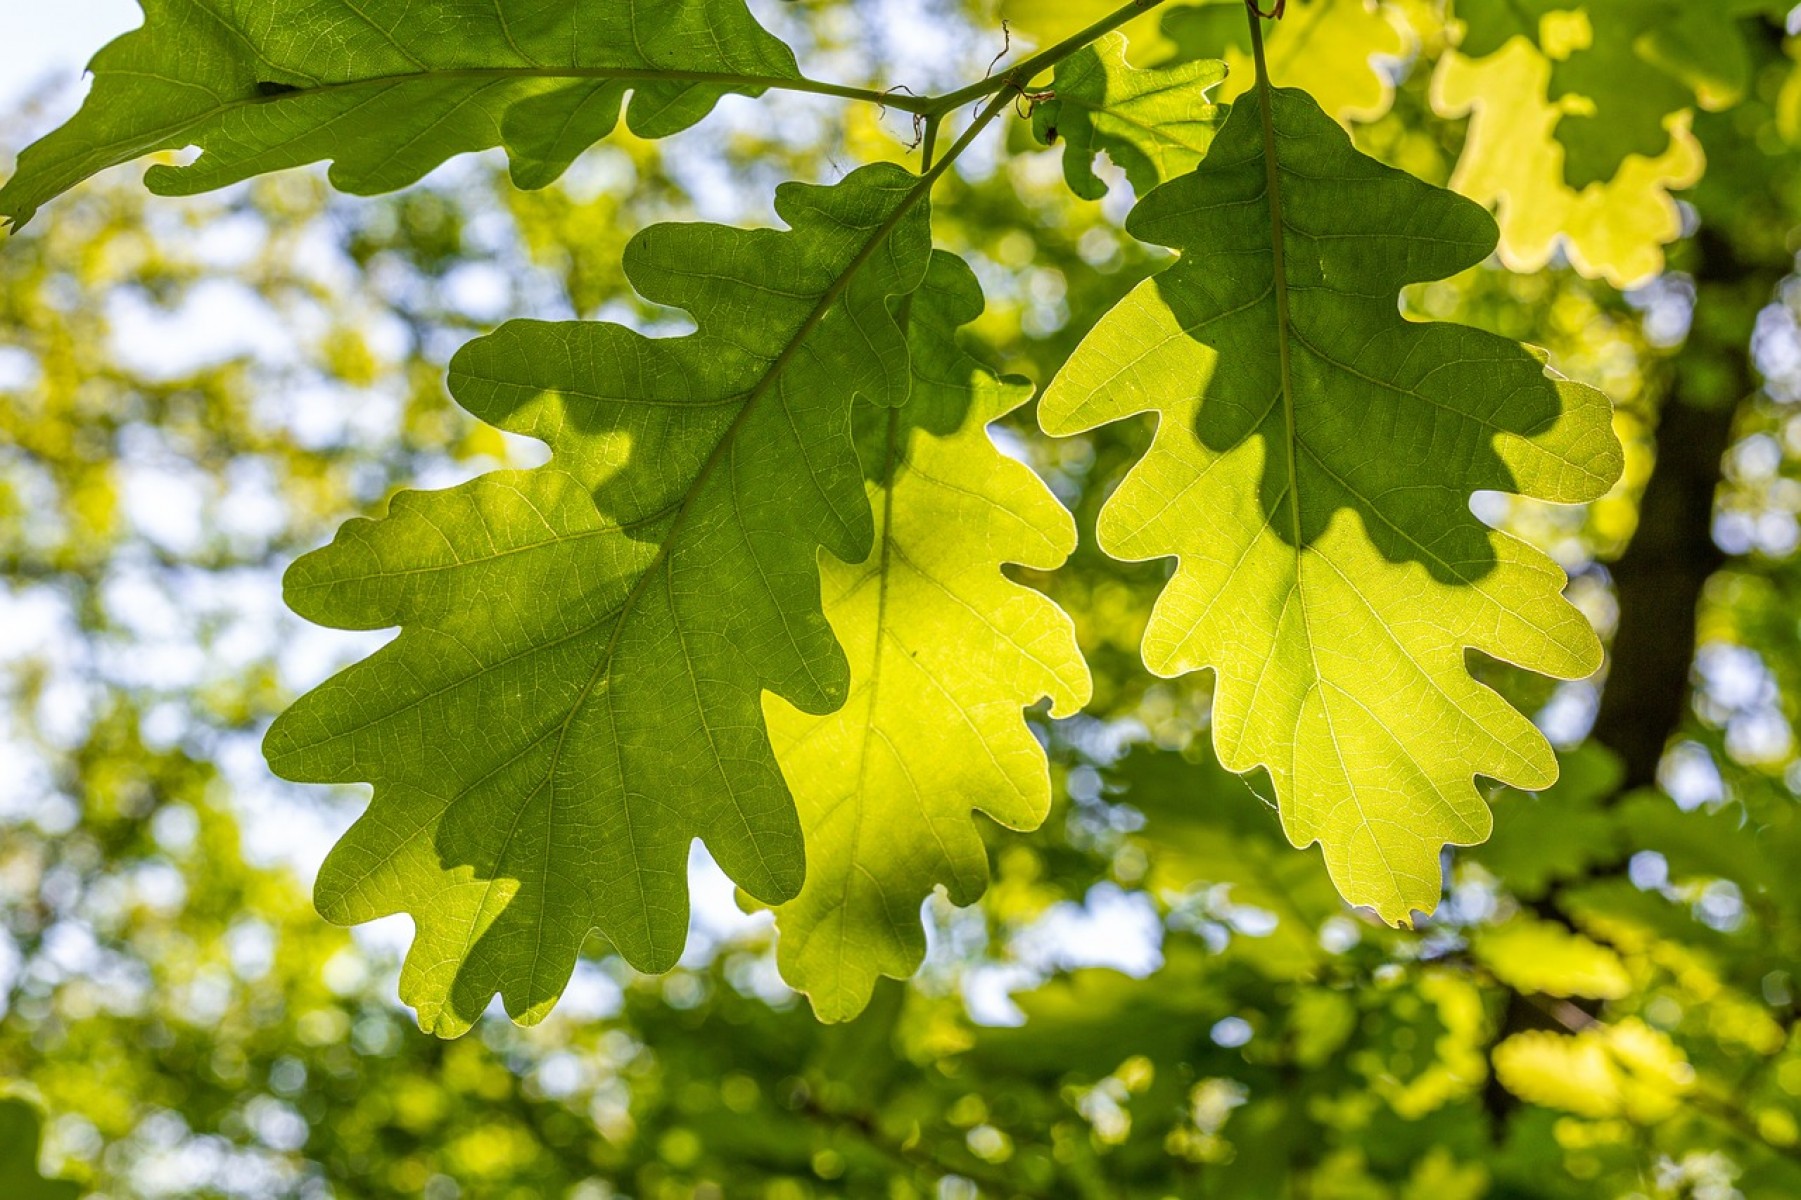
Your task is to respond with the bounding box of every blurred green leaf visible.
[0,1099,78,1200]
[1471,746,1622,898]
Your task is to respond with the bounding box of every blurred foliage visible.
[1,0,1800,1196]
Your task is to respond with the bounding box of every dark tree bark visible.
[1590,229,1781,791]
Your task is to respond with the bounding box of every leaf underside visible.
[766,252,1090,1021]
[1040,86,1622,924]
[1033,32,1226,200]
[265,163,931,1035]
[0,0,798,228]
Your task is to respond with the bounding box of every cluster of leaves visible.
[1,0,1801,1194]
[0,0,1635,1030]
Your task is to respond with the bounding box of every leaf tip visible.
[0,186,35,233]
[803,987,870,1025]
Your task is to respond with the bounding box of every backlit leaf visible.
[1432,40,1704,288]
[766,252,1090,1021]
[0,0,799,228]
[1039,84,1621,924]
[1471,915,1632,1000]
[1162,0,1409,125]
[1032,33,1226,201]
[1454,0,1781,187]
[1493,1019,1693,1122]
[265,164,932,1035]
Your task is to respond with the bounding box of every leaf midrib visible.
[1251,58,1301,557]
[833,402,904,1000]
[571,169,931,726]
[97,65,918,156]
[1247,23,1407,900]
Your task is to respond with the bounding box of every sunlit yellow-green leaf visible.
[1032,33,1226,200]
[1402,1148,1488,1200]
[1453,0,1781,187]
[1432,41,1704,288]
[1471,916,1632,1000]
[1493,1019,1694,1122]
[767,253,1089,1021]
[1163,0,1409,124]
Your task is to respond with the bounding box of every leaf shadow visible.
[1130,84,1587,589]
[1155,261,1571,587]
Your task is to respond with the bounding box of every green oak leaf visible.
[766,251,1090,1021]
[265,163,932,1035]
[1039,85,1622,925]
[1031,32,1226,200]
[0,0,799,228]
[0,1098,78,1200]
